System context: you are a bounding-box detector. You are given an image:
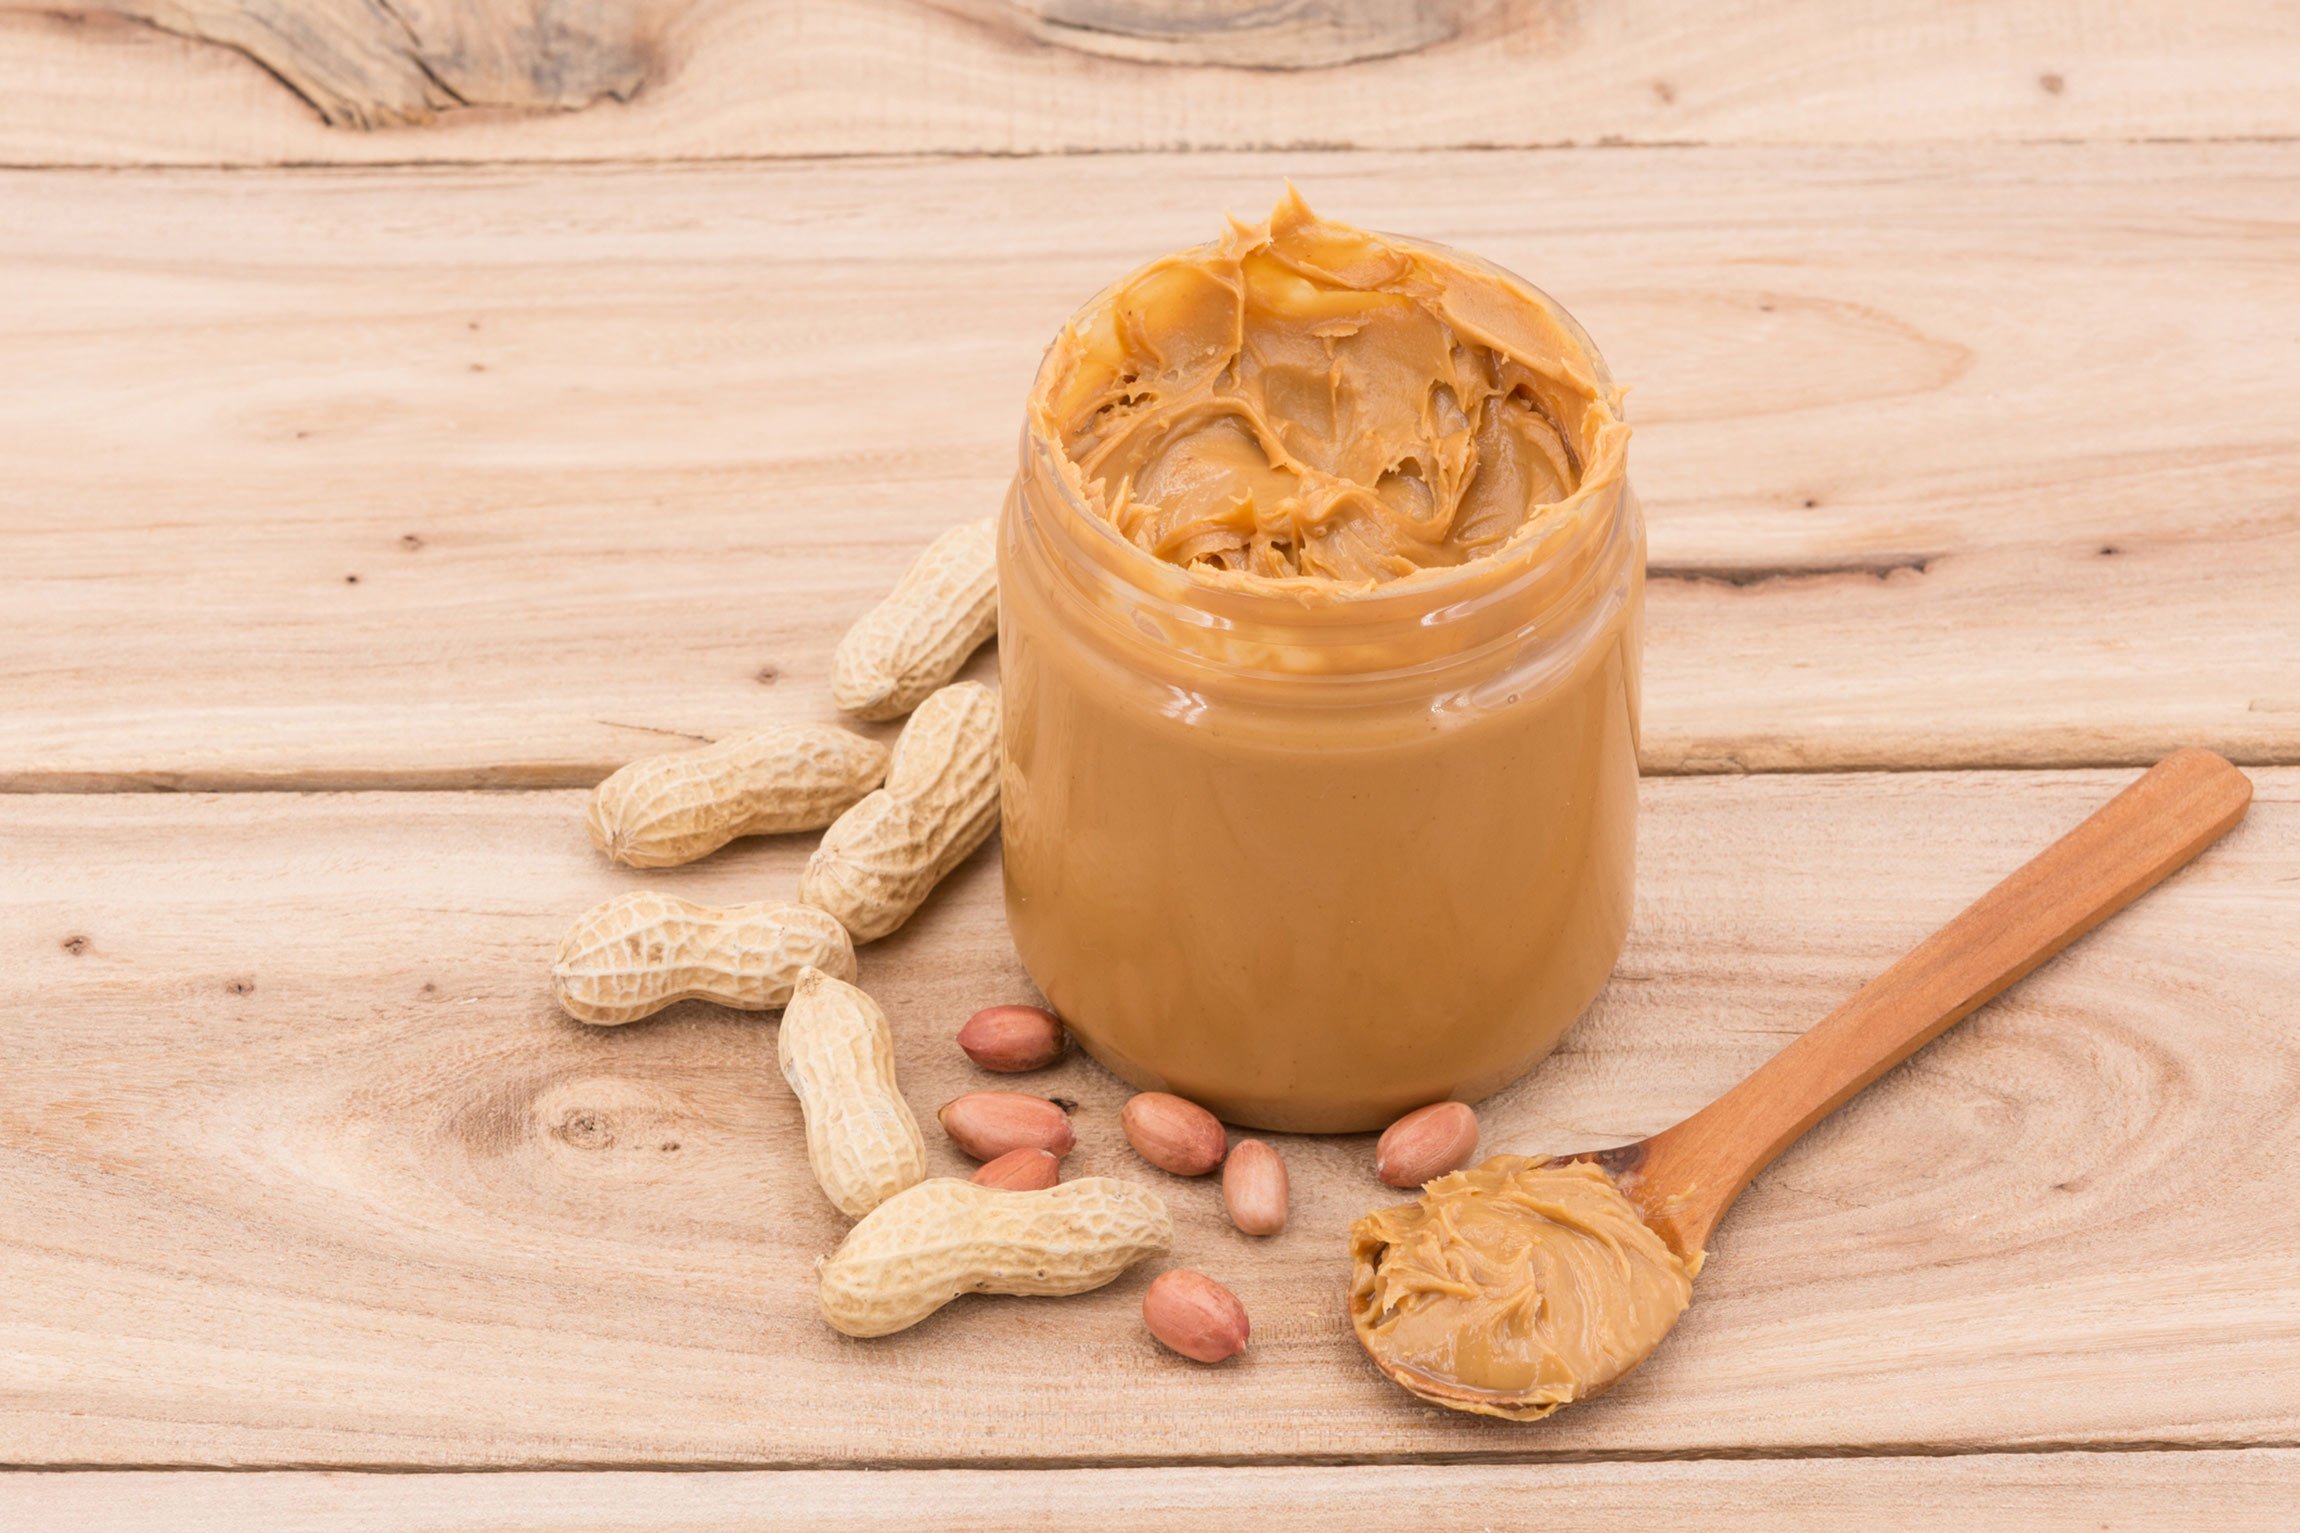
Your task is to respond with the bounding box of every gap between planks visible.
[5,132,2300,174]
[6,1437,2298,1475]
[9,749,2296,795]
[10,1452,2300,1533]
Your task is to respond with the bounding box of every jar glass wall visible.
[998,235,1643,1133]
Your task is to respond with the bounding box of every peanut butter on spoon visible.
[1351,1157,1693,1420]
[1351,750,2254,1420]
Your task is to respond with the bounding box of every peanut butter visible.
[999,196,1640,1132]
[1045,190,1592,585]
[1349,1157,1695,1420]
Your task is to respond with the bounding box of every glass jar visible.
[998,244,1642,1134]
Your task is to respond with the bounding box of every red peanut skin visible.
[1143,1270,1249,1363]
[1374,1101,1480,1188]
[1221,1139,1289,1235]
[1121,1092,1227,1176]
[957,1005,1067,1072]
[938,1091,1076,1159]
[970,1147,1061,1190]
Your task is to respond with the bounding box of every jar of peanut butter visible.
[999,193,1641,1133]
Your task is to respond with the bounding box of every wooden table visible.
[4,3,2297,1525]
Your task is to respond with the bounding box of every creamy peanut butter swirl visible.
[1032,191,1626,589]
[1349,1156,1695,1420]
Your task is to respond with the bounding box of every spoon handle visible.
[1622,748,2253,1258]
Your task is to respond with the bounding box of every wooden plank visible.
[11,1452,2300,1530]
[3,1,2299,167]
[3,146,2296,788]
[2,768,2293,1466]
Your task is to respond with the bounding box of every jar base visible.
[1059,999,1603,1137]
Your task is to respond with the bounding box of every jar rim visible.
[1008,232,1638,687]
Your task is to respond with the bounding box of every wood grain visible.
[40,0,664,130]
[3,769,2293,1466]
[3,146,2296,789]
[12,1452,2300,1530]
[1607,749,2255,1256]
[3,0,2299,166]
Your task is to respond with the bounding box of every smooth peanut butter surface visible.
[1349,1157,1695,1420]
[1034,190,1622,589]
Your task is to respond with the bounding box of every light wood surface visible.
[6,145,2297,789]
[1607,748,2255,1257]
[9,0,2297,1515]
[3,0,2297,166]
[5,770,2294,1465]
[13,1452,2300,1531]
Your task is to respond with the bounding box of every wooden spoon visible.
[1343,749,2244,1424]
[1580,746,2255,1261]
